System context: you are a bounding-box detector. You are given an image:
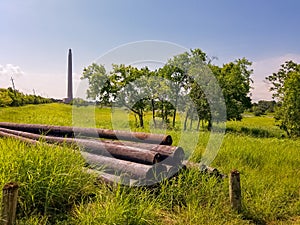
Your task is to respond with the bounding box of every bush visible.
[0,88,54,107]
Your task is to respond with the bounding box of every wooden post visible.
[229,169,242,212]
[1,182,19,225]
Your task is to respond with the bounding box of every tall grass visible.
[226,114,285,138]
[0,103,299,224]
[213,135,300,223]
[70,169,248,225]
[0,104,73,126]
[0,138,96,223]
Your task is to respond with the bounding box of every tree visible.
[159,49,209,128]
[0,89,13,107]
[189,81,210,130]
[145,75,170,128]
[266,61,300,137]
[110,64,151,128]
[252,100,276,116]
[158,55,188,128]
[211,58,253,120]
[81,63,111,105]
[0,88,53,107]
[82,63,152,127]
[81,50,252,129]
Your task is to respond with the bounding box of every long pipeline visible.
[0,130,40,145]
[0,127,184,165]
[0,122,172,145]
[83,152,167,181]
[99,140,185,164]
[0,130,167,184]
[0,128,161,165]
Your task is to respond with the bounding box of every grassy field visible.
[0,103,299,224]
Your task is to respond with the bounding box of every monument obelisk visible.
[66,49,73,103]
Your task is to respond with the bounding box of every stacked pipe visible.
[0,122,185,186]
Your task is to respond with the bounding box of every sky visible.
[1,0,300,101]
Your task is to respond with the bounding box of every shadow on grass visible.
[226,126,283,138]
[240,214,267,225]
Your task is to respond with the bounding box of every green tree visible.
[145,75,170,128]
[159,49,209,128]
[158,60,186,128]
[110,65,154,128]
[82,63,152,127]
[252,100,276,116]
[189,81,210,130]
[0,88,53,107]
[266,61,300,137]
[81,63,111,105]
[0,89,13,107]
[211,58,253,120]
[81,50,251,129]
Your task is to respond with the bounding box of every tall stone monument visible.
[66,49,73,103]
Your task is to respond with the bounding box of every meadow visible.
[0,103,299,224]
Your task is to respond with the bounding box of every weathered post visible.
[229,169,242,212]
[1,182,19,225]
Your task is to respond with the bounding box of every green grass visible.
[0,138,96,223]
[214,135,300,223]
[0,103,73,126]
[0,103,299,224]
[226,114,285,138]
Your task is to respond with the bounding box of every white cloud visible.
[0,64,25,77]
[251,53,300,102]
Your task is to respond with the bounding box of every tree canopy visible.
[266,60,300,137]
[81,49,253,129]
[210,58,253,120]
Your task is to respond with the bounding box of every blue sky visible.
[1,0,300,101]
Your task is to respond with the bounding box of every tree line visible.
[251,100,277,116]
[0,88,54,107]
[81,49,299,137]
[81,49,253,130]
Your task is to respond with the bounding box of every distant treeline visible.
[0,88,57,107]
[251,100,277,116]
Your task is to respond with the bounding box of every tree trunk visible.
[172,109,177,128]
[172,92,179,128]
[138,112,144,128]
[164,105,168,124]
[189,111,194,130]
[183,110,189,131]
[151,99,156,128]
[208,119,212,131]
[161,100,164,124]
[134,114,138,127]
[196,118,200,131]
